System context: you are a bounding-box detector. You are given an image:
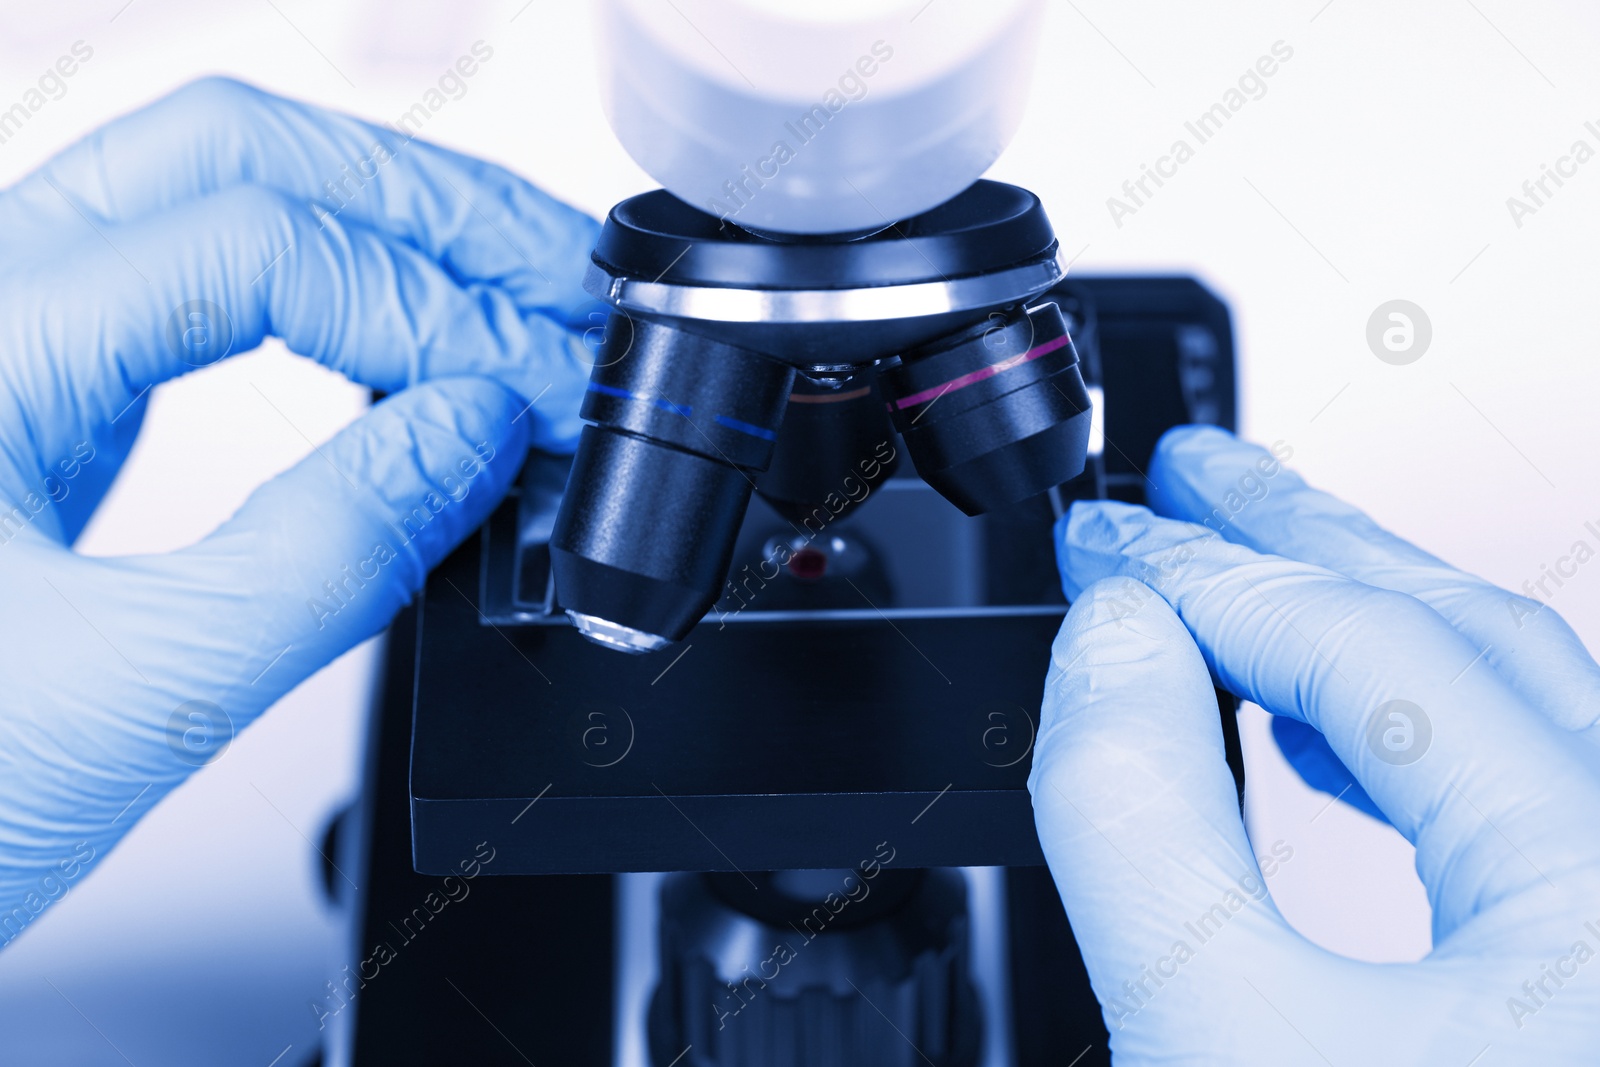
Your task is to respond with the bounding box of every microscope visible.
[323,3,1242,1064]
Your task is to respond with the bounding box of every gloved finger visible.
[0,377,526,852]
[154,376,526,709]
[1059,501,1600,939]
[1148,425,1600,739]
[1,183,588,537]
[1028,577,1299,1046]
[0,76,598,317]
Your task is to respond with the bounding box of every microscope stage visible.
[409,275,1240,877]
[410,492,1061,875]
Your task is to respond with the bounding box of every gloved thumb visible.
[1028,576,1296,1044]
[133,375,530,727]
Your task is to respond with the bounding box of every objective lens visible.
[755,373,899,527]
[878,301,1092,515]
[557,181,1082,652]
[549,315,794,650]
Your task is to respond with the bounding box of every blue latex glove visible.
[0,77,598,940]
[1030,425,1600,1063]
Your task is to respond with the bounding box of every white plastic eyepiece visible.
[593,0,1044,234]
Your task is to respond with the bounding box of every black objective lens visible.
[554,181,1088,652]
[755,373,900,527]
[549,315,794,652]
[878,302,1092,516]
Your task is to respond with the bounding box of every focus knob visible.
[649,868,982,1067]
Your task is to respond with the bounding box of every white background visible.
[0,0,1595,1062]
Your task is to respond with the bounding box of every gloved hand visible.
[1029,425,1600,1064]
[0,77,599,940]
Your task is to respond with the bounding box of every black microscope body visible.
[331,183,1241,1066]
